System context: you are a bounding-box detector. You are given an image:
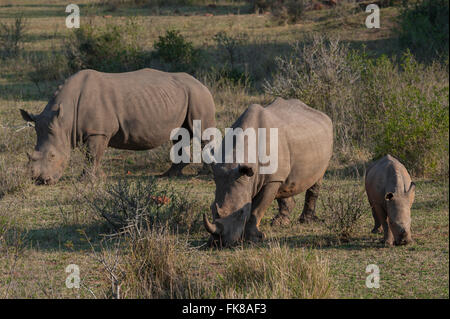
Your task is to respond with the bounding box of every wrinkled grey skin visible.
[365,155,415,246]
[203,98,333,247]
[20,68,216,184]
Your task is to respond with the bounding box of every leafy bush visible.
[373,86,449,177]
[0,15,27,59]
[398,0,449,59]
[65,20,149,73]
[154,29,200,72]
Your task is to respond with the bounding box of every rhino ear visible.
[407,182,416,203]
[238,164,254,177]
[51,103,63,118]
[408,182,416,194]
[20,109,36,122]
[385,192,394,201]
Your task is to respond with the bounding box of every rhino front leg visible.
[370,206,382,234]
[373,204,394,246]
[245,182,281,242]
[83,135,109,179]
[299,179,322,223]
[271,197,296,226]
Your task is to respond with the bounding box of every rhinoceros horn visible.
[203,214,222,235]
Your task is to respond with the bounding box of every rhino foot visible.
[244,228,265,242]
[271,214,291,227]
[371,226,382,234]
[299,210,320,223]
[161,168,183,178]
[381,239,394,247]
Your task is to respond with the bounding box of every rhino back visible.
[56,69,192,149]
[231,98,332,196]
[266,98,333,195]
[365,155,412,205]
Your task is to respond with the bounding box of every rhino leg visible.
[161,132,190,177]
[245,182,281,242]
[83,135,108,178]
[271,197,296,227]
[373,204,394,246]
[370,206,382,234]
[162,162,189,177]
[299,179,322,223]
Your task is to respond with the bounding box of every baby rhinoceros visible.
[365,155,416,246]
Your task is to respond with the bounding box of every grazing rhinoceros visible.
[20,68,216,184]
[203,98,333,247]
[365,155,415,246]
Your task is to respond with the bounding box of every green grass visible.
[0,0,448,298]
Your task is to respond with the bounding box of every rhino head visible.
[20,103,70,185]
[203,163,255,247]
[385,182,415,245]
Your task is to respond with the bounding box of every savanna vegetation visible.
[0,0,448,298]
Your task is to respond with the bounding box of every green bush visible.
[398,0,449,59]
[65,20,149,73]
[154,29,200,72]
[373,86,449,177]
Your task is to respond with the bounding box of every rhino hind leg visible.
[82,134,109,179]
[271,197,296,227]
[299,179,322,223]
[161,162,189,177]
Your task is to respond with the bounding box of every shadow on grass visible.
[25,220,112,252]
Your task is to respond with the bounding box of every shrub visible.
[154,29,200,72]
[319,179,368,241]
[265,34,449,176]
[398,0,449,59]
[88,177,207,234]
[264,34,362,154]
[29,50,69,91]
[373,86,449,177]
[271,0,309,25]
[0,15,27,59]
[65,20,149,73]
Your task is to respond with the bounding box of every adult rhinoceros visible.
[203,98,333,247]
[20,68,216,184]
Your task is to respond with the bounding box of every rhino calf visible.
[365,155,415,246]
[20,68,216,184]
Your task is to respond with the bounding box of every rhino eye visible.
[48,152,56,160]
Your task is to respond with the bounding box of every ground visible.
[0,0,448,298]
